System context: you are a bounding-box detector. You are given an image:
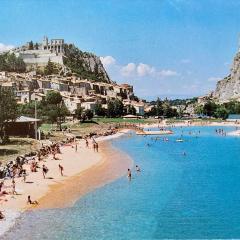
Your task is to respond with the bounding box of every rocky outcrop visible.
[63,44,112,83]
[7,40,112,84]
[214,52,240,103]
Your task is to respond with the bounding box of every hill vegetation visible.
[0,53,26,73]
[63,44,111,83]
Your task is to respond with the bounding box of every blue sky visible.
[0,0,240,100]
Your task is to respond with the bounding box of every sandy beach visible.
[1,122,240,236]
[0,129,132,237]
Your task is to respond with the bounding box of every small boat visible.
[176,139,184,142]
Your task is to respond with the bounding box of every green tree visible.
[146,106,157,117]
[28,41,34,50]
[44,59,58,75]
[114,99,124,117]
[75,106,84,121]
[56,104,69,130]
[34,43,39,50]
[63,44,111,82]
[84,109,94,120]
[95,102,106,116]
[202,101,217,116]
[127,105,136,115]
[214,106,229,119]
[44,92,69,130]
[0,53,26,73]
[0,88,19,144]
[156,97,163,116]
[46,91,62,105]
[18,101,43,118]
[107,100,115,117]
[195,105,204,115]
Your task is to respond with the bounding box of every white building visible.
[133,103,145,116]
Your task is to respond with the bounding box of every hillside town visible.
[0,71,146,115]
[0,36,146,116]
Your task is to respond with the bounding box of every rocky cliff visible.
[6,41,112,84]
[214,51,240,103]
[63,44,112,83]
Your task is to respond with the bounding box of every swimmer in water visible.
[136,165,141,172]
[127,168,132,180]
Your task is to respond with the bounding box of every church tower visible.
[42,36,48,50]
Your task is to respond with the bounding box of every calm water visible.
[3,126,240,239]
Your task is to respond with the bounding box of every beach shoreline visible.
[1,121,240,237]
[0,129,132,237]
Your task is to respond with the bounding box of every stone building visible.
[42,36,64,54]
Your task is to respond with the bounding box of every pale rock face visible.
[214,52,240,103]
[83,55,111,83]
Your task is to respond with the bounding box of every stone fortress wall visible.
[12,36,65,67]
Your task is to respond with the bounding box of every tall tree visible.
[107,100,115,117]
[44,59,58,75]
[75,106,84,121]
[156,97,163,117]
[95,102,106,116]
[46,91,62,105]
[34,43,39,50]
[44,92,69,130]
[28,41,34,50]
[84,109,94,120]
[127,105,136,115]
[0,88,19,144]
[114,99,124,117]
[0,53,26,73]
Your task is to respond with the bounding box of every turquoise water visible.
[3,126,240,239]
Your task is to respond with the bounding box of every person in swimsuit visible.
[42,165,48,179]
[58,164,64,176]
[27,195,38,205]
[127,168,132,180]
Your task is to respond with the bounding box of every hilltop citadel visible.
[0,37,145,115]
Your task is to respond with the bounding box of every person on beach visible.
[93,143,96,152]
[58,164,64,176]
[27,195,38,205]
[136,165,141,172]
[42,164,48,179]
[0,210,5,220]
[22,169,27,182]
[85,139,89,148]
[95,142,99,152]
[0,181,3,192]
[127,169,132,180]
[12,179,17,195]
[75,143,78,152]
